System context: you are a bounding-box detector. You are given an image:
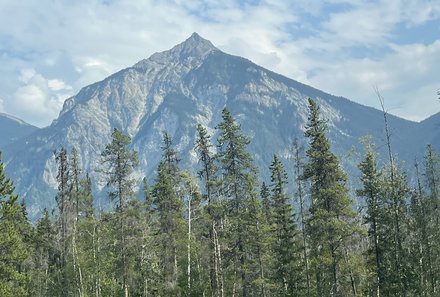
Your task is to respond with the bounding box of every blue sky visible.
[0,0,439,127]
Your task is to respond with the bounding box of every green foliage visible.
[216,108,270,297]
[0,153,29,297]
[303,99,365,297]
[268,155,304,296]
[101,128,139,208]
[2,107,440,297]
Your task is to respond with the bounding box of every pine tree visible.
[101,128,139,297]
[302,98,363,297]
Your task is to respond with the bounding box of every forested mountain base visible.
[1,99,439,297]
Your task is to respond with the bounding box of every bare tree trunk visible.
[213,224,224,297]
[188,194,192,295]
[93,221,101,297]
[73,217,84,297]
[293,139,311,295]
[232,269,237,297]
[344,248,357,297]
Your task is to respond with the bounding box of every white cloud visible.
[48,79,72,92]
[8,69,73,127]
[309,40,440,121]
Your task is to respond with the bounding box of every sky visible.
[0,0,439,127]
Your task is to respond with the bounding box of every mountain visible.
[419,112,440,148]
[3,33,438,219]
[0,113,38,148]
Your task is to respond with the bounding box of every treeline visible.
[1,99,440,297]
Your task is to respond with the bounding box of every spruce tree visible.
[292,138,311,295]
[161,131,181,176]
[32,209,56,297]
[269,154,303,296]
[260,182,271,222]
[357,145,384,297]
[216,108,264,297]
[101,128,139,297]
[302,98,363,297]
[195,123,224,297]
[76,174,101,297]
[151,132,185,296]
[54,146,71,296]
[379,163,411,296]
[151,161,184,295]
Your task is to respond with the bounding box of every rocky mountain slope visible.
[2,33,438,218]
[0,113,38,148]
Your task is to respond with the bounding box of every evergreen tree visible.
[260,182,271,222]
[161,131,181,175]
[101,128,139,297]
[216,108,265,297]
[409,160,434,297]
[378,163,411,296]
[357,144,385,297]
[302,99,363,297]
[151,161,185,295]
[292,138,311,295]
[76,174,102,297]
[0,152,29,297]
[78,173,94,219]
[195,123,224,297]
[151,132,186,296]
[54,146,71,296]
[269,154,303,296]
[32,209,56,297]
[69,147,84,297]
[142,177,151,204]
[421,145,440,294]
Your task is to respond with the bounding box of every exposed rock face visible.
[3,33,437,218]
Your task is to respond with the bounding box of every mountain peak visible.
[183,32,216,49]
[134,32,218,69]
[174,32,217,58]
[187,32,205,41]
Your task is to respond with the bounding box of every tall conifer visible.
[101,128,138,297]
[302,99,362,297]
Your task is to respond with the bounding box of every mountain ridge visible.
[2,33,438,219]
[0,113,39,149]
